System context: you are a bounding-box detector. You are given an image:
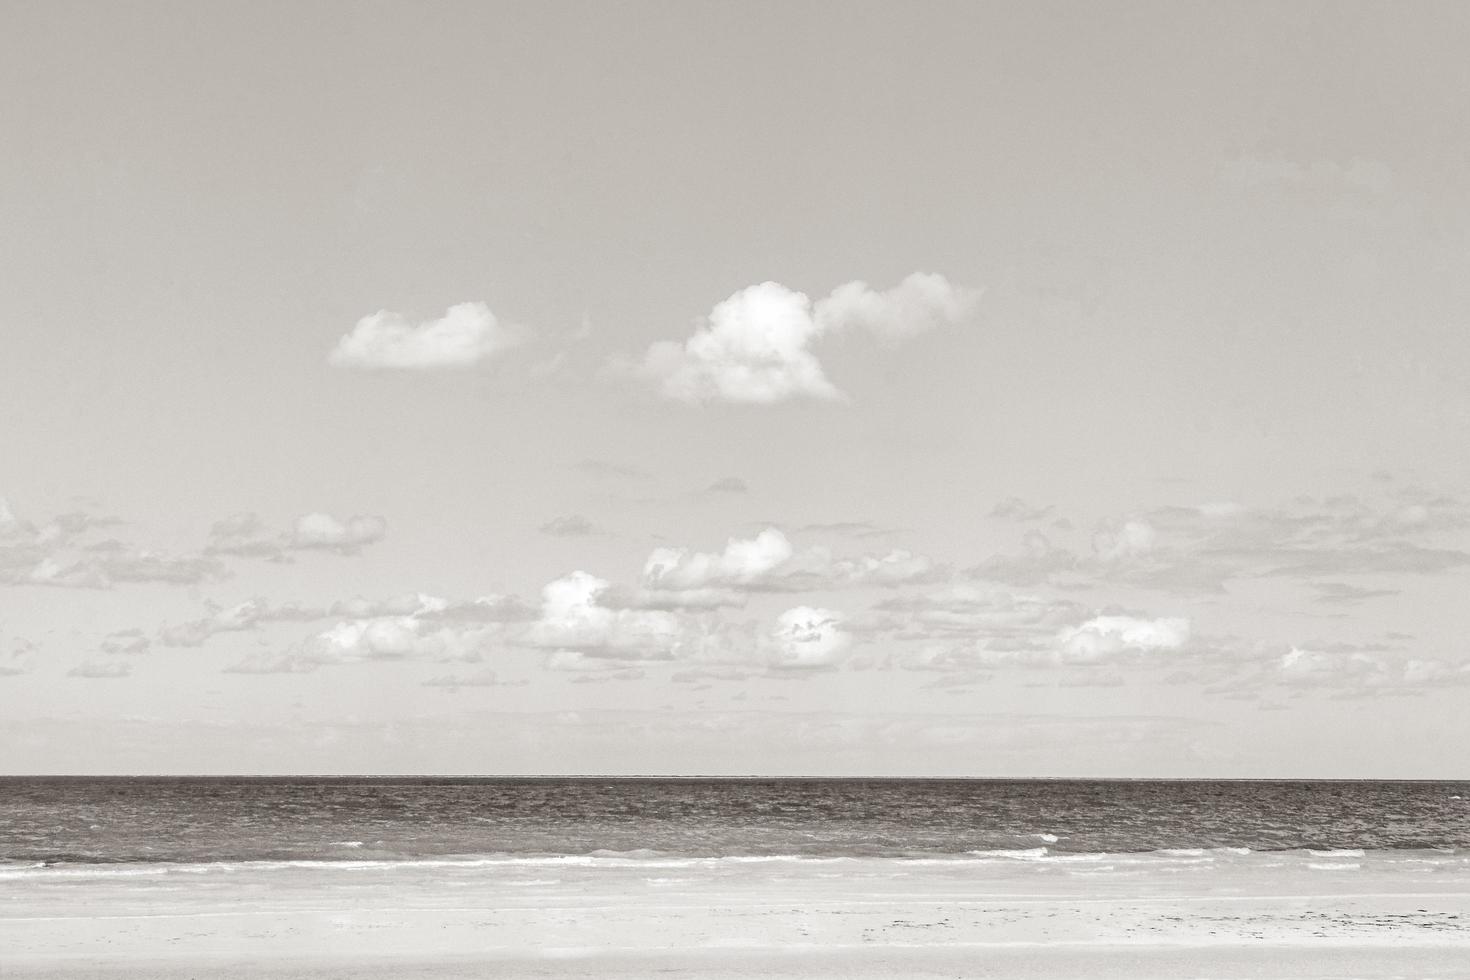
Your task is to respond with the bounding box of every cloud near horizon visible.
[639,528,942,606]
[969,491,1470,594]
[1,499,226,590]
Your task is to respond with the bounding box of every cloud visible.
[3,500,222,590]
[163,591,530,664]
[0,633,33,677]
[1210,646,1470,698]
[313,618,431,660]
[1056,615,1191,663]
[544,651,652,678]
[203,513,289,559]
[967,530,1079,587]
[223,652,320,675]
[704,476,749,494]
[640,528,942,605]
[281,594,503,668]
[518,572,857,673]
[23,546,226,590]
[814,272,980,342]
[638,281,837,404]
[2,504,222,591]
[634,273,978,404]
[100,629,150,656]
[159,597,326,647]
[770,607,851,669]
[205,511,389,559]
[539,514,603,537]
[644,528,794,591]
[415,595,538,624]
[867,585,1083,639]
[291,513,387,554]
[328,302,523,370]
[69,660,132,679]
[1312,582,1401,605]
[971,492,1470,593]
[1091,519,1158,562]
[422,668,524,689]
[570,668,647,684]
[163,592,527,650]
[207,593,524,671]
[990,497,1056,522]
[862,584,1198,675]
[525,571,683,660]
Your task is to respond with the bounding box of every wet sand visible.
[5,854,1468,978]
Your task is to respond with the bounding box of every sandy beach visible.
[5,853,1468,979]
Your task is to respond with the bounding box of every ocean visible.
[2,777,1466,877]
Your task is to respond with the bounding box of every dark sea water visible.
[2,778,1466,872]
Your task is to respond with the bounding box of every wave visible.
[2,845,1462,881]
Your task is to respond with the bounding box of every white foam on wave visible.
[6,844,1455,882]
[330,841,365,848]
[0,864,170,880]
[966,847,1050,860]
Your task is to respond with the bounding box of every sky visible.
[2,1,1469,776]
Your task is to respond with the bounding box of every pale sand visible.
[4,855,1468,978]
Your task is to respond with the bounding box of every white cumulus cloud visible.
[526,571,683,659]
[644,528,795,591]
[770,606,852,668]
[815,272,979,342]
[1057,615,1191,663]
[636,273,978,404]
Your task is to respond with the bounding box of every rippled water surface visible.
[1,777,1465,866]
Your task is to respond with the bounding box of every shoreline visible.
[6,856,1468,979]
[10,946,1470,980]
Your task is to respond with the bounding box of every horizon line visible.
[4,773,1466,782]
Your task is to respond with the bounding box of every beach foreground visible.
[5,853,1469,979]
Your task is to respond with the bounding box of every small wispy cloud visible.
[704,476,749,494]
[206,511,388,559]
[639,528,943,606]
[422,668,526,689]
[328,302,524,370]
[291,513,388,553]
[100,629,150,656]
[69,660,132,679]
[539,514,604,537]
